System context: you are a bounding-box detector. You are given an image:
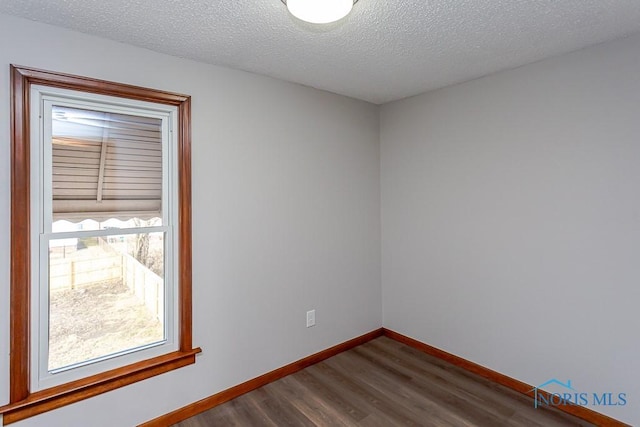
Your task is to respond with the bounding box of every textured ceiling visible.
[1,1,640,104]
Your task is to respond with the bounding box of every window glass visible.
[47,231,165,372]
[51,105,163,228]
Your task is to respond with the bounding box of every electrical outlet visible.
[306,309,316,328]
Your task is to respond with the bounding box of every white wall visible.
[0,13,381,426]
[381,34,640,425]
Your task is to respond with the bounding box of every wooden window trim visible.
[0,65,201,425]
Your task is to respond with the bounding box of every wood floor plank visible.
[324,350,473,426]
[366,338,528,404]
[244,387,306,426]
[173,337,599,426]
[266,377,357,427]
[229,394,277,426]
[304,363,411,425]
[350,341,519,422]
[365,338,585,424]
[292,368,370,423]
[333,351,507,426]
[364,338,596,426]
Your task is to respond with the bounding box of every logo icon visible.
[530,379,575,408]
[531,379,626,408]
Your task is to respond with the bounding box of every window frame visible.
[1,65,201,425]
[33,90,179,390]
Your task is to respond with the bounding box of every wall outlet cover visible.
[306,309,316,327]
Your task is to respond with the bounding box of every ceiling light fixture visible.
[282,0,358,24]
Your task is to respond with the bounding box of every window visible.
[1,66,200,424]
[35,95,177,388]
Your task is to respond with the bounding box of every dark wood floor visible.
[174,337,595,426]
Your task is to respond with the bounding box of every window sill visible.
[0,348,202,425]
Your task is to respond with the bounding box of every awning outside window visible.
[52,106,163,222]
